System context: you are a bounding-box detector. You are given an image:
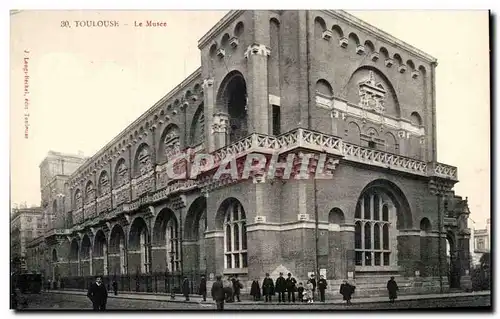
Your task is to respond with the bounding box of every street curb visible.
[46,290,491,306]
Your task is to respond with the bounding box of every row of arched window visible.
[71,108,205,209]
[314,16,428,75]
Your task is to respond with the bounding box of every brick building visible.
[26,10,472,295]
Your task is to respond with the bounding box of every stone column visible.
[203,78,216,152]
[212,113,229,150]
[245,43,271,135]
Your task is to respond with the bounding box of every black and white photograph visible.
[8,7,491,312]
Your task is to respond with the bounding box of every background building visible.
[470,218,490,266]
[24,10,472,296]
[10,206,44,273]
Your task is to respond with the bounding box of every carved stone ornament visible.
[85,183,95,202]
[75,190,82,208]
[116,163,129,186]
[99,173,110,195]
[164,129,181,159]
[244,44,271,59]
[138,147,152,175]
[358,71,386,113]
[212,113,229,134]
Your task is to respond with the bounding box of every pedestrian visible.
[112,280,118,296]
[318,275,328,302]
[297,282,304,302]
[232,275,243,302]
[182,276,190,301]
[211,275,225,311]
[307,274,317,302]
[87,276,108,311]
[275,272,286,303]
[387,276,399,303]
[262,273,275,302]
[285,273,297,302]
[304,281,314,303]
[250,278,261,301]
[198,275,207,302]
[223,276,233,303]
[340,280,354,305]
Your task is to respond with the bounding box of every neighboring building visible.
[470,219,490,266]
[24,151,87,277]
[26,10,472,295]
[10,206,44,272]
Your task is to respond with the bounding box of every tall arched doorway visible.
[184,196,208,274]
[446,231,460,289]
[328,208,346,279]
[152,208,180,273]
[93,230,108,276]
[109,225,127,275]
[80,235,92,276]
[69,239,79,276]
[128,217,150,274]
[216,71,248,143]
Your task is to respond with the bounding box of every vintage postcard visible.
[9,9,491,311]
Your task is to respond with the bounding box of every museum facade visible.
[26,10,472,295]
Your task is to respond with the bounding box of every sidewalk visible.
[47,289,490,306]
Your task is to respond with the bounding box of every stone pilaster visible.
[397,230,421,277]
[203,78,216,152]
[245,43,271,135]
[204,230,224,277]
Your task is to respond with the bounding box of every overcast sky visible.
[10,10,490,228]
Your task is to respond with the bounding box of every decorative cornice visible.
[198,10,245,49]
[323,10,437,64]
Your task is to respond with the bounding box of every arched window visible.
[166,218,180,272]
[224,200,247,269]
[190,105,205,145]
[355,191,396,268]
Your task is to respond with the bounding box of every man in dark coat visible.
[387,276,399,303]
[87,276,108,310]
[340,280,354,305]
[318,275,328,302]
[198,275,207,301]
[112,280,118,296]
[211,275,225,311]
[285,273,297,302]
[232,276,243,302]
[250,278,261,301]
[262,273,275,302]
[275,272,287,303]
[182,276,190,301]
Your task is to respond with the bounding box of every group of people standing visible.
[85,273,400,310]
[254,273,329,303]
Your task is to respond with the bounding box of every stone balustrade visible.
[64,128,458,230]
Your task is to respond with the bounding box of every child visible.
[297,283,304,302]
[305,280,314,303]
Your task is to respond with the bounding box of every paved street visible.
[16,291,491,311]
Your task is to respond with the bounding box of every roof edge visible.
[324,10,438,64]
